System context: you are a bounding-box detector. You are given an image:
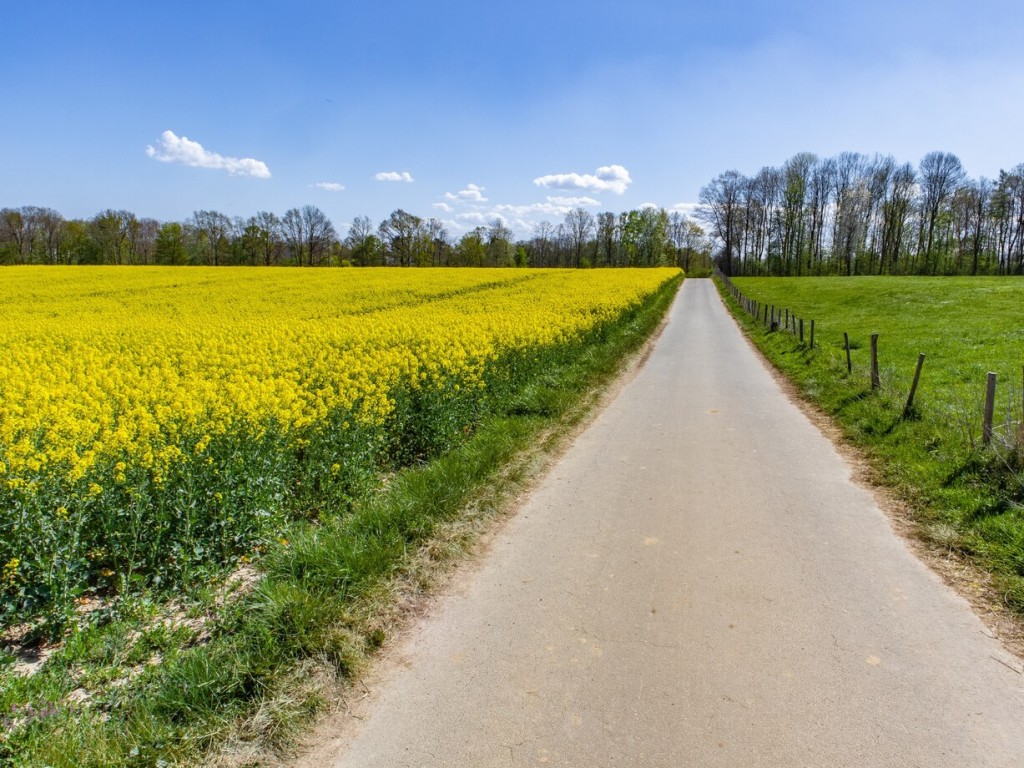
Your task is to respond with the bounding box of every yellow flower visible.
[2,558,20,584]
[0,266,678,513]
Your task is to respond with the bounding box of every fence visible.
[713,269,1024,456]
[715,269,815,349]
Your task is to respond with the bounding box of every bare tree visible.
[564,207,595,267]
[991,166,1024,274]
[129,217,159,265]
[33,207,65,264]
[917,151,965,273]
[951,178,992,274]
[191,210,233,266]
[281,208,306,265]
[345,215,383,266]
[530,220,555,267]
[698,171,746,275]
[779,153,817,275]
[878,162,917,274]
[300,205,337,266]
[252,211,284,266]
[424,218,450,266]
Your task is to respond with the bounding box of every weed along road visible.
[302,279,1024,767]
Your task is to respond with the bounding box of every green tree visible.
[378,209,423,267]
[89,210,134,264]
[154,222,189,265]
[455,228,486,266]
[345,216,384,266]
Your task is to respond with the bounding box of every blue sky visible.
[3,0,1023,237]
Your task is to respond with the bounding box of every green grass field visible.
[723,276,1024,604]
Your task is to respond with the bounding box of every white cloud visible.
[455,211,489,224]
[669,202,700,216]
[546,195,601,207]
[314,182,345,192]
[444,183,488,203]
[640,202,660,210]
[375,171,414,182]
[433,202,454,213]
[493,195,603,220]
[533,164,632,195]
[494,202,570,218]
[145,130,271,178]
[439,217,465,233]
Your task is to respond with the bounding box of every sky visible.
[3,0,1024,238]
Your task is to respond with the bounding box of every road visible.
[300,278,1024,767]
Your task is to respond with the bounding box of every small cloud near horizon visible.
[375,171,414,182]
[455,211,490,225]
[145,130,271,178]
[444,183,488,203]
[533,164,631,195]
[546,195,601,207]
[669,202,700,216]
[313,182,345,192]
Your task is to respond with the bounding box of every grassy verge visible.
[715,275,1024,610]
[0,273,682,767]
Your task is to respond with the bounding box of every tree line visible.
[699,151,1024,276]
[0,204,713,271]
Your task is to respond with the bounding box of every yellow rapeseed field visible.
[0,266,679,624]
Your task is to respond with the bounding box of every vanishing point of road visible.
[302,278,1024,767]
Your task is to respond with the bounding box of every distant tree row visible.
[0,204,713,271]
[698,151,1024,276]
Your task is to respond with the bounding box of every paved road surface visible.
[302,278,1024,767]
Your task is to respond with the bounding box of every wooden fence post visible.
[799,318,804,343]
[1020,365,1024,452]
[809,320,815,350]
[904,353,925,416]
[870,334,880,389]
[844,332,852,374]
[983,372,997,446]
